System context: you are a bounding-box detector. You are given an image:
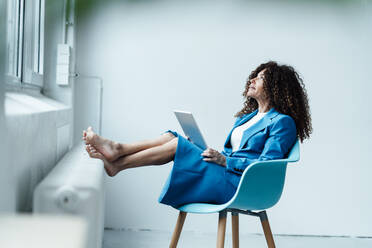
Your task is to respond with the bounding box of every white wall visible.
[43,0,75,106]
[43,0,76,147]
[5,94,71,211]
[76,0,372,236]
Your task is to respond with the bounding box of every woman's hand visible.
[202,148,226,166]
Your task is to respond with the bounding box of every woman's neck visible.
[257,99,271,113]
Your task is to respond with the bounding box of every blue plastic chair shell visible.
[176,139,300,214]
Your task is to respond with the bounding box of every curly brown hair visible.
[236,61,312,142]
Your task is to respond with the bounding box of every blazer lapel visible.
[224,110,258,149]
[238,108,279,150]
[235,110,258,128]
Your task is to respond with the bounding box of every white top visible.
[230,112,267,152]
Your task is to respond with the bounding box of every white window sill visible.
[5,91,71,126]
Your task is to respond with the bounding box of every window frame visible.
[6,0,24,86]
[6,0,45,89]
[22,0,45,87]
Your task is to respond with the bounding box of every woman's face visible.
[246,69,267,101]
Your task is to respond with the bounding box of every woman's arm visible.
[225,116,297,175]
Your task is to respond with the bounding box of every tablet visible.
[174,110,208,150]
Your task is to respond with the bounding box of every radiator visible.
[33,143,105,248]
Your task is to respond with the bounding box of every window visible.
[6,0,45,87]
[6,0,24,83]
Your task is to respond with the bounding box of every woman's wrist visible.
[215,154,226,167]
[220,155,226,167]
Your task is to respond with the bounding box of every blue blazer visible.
[222,108,297,183]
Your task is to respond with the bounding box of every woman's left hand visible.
[202,148,226,166]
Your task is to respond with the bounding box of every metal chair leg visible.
[231,212,239,248]
[258,211,276,248]
[217,210,227,248]
[169,211,187,248]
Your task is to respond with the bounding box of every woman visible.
[83,61,312,208]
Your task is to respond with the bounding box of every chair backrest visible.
[227,139,300,211]
[286,139,300,163]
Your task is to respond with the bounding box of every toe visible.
[86,148,93,157]
[87,145,94,152]
[91,152,100,159]
[92,151,105,160]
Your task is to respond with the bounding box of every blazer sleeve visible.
[225,116,297,175]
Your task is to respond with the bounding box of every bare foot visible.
[86,144,105,159]
[86,145,121,177]
[84,127,122,162]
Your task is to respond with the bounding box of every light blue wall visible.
[76,0,372,236]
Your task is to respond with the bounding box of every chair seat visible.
[177,202,230,214]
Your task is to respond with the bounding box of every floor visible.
[103,229,372,248]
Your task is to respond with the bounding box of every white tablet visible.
[174,110,208,150]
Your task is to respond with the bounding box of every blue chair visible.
[169,140,300,248]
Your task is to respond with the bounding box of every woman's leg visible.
[87,138,178,177]
[83,127,176,162]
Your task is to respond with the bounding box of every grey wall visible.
[76,0,372,236]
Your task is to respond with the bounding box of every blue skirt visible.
[158,131,238,208]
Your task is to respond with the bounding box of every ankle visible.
[114,142,125,154]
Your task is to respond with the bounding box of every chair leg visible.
[169,211,187,248]
[231,212,239,248]
[216,210,227,248]
[258,211,276,248]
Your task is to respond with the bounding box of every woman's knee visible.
[155,138,177,163]
[165,137,178,154]
[162,132,176,140]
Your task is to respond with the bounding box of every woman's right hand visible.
[201,148,226,167]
